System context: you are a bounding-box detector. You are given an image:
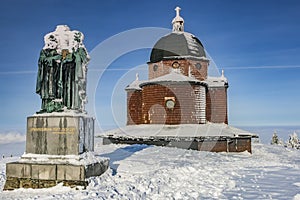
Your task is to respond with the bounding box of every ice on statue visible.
[37,25,89,113]
[3,25,109,190]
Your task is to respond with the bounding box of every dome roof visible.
[150,32,206,63]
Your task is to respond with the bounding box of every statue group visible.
[36,25,90,113]
[4,25,108,191]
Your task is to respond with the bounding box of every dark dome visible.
[150,32,206,63]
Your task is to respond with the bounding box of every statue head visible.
[55,25,70,33]
[43,34,58,50]
[72,31,84,51]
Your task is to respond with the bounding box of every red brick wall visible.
[148,59,209,81]
[188,60,209,81]
[148,61,170,80]
[198,138,251,153]
[206,87,228,124]
[141,83,202,124]
[127,90,142,125]
[128,58,230,125]
[128,86,229,125]
[198,140,227,152]
[228,138,252,153]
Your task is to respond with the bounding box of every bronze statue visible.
[36,25,89,113]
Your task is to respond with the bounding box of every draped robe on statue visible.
[36,49,61,112]
[62,47,89,111]
[36,26,89,113]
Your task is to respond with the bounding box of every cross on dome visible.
[172,6,184,32]
[175,6,181,17]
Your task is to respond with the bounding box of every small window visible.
[153,64,158,72]
[172,61,180,69]
[165,99,176,109]
[196,63,202,70]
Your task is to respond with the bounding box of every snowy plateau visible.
[0,137,300,199]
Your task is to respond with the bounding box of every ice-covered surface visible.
[125,73,144,91]
[20,151,107,166]
[127,70,212,90]
[172,7,184,24]
[43,25,87,54]
[126,79,143,90]
[206,76,228,87]
[100,123,256,139]
[162,55,209,61]
[140,70,204,87]
[0,137,300,199]
[33,109,88,117]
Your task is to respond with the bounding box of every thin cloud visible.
[0,132,25,144]
[0,71,36,75]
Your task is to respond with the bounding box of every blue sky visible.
[0,0,300,133]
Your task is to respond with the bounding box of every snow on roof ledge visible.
[162,55,209,61]
[125,80,143,91]
[100,123,258,139]
[33,109,88,117]
[206,76,228,88]
[139,70,207,87]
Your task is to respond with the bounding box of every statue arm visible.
[45,53,61,67]
[74,48,89,79]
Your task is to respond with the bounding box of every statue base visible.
[4,153,109,190]
[26,114,95,155]
[4,114,109,190]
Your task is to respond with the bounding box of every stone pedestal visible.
[4,154,109,190]
[4,114,109,190]
[26,115,94,155]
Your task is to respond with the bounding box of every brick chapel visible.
[126,7,228,126]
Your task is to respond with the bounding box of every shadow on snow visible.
[98,144,150,175]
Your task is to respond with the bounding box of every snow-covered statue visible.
[36,25,90,113]
[36,34,62,112]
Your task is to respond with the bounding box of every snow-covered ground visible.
[0,137,300,199]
